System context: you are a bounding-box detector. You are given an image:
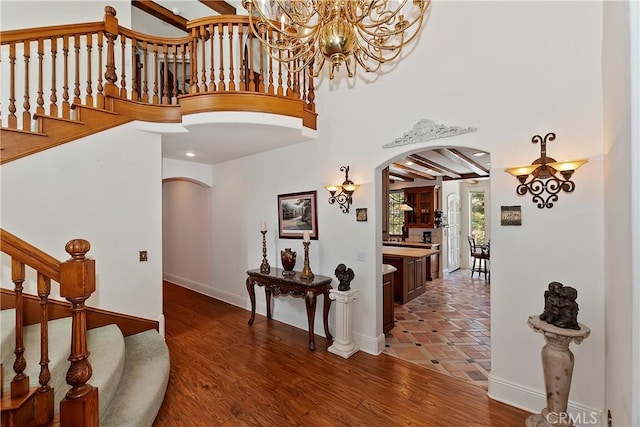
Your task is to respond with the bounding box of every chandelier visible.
[242,0,431,80]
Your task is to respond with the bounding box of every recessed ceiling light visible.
[185,151,196,157]
[404,161,414,166]
[473,152,486,157]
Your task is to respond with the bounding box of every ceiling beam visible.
[442,173,488,181]
[391,163,436,180]
[132,1,188,32]
[435,148,490,176]
[198,0,236,15]
[408,154,462,179]
[389,171,415,182]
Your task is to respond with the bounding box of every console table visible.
[246,268,333,351]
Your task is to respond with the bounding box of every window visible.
[470,191,486,244]
[389,190,405,235]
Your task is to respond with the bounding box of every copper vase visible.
[281,248,296,276]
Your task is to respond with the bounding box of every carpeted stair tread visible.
[86,324,126,418]
[100,330,169,427]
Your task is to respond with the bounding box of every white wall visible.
[162,180,213,293]
[603,2,638,426]
[0,124,163,321]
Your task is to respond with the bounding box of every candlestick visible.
[303,230,310,243]
[260,230,270,273]
[261,221,267,232]
[300,241,314,280]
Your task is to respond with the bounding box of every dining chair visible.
[468,236,490,280]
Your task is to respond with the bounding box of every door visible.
[447,194,461,272]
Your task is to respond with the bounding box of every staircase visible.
[1,311,169,427]
[0,230,170,426]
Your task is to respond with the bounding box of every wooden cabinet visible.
[382,167,390,241]
[407,257,425,299]
[404,186,439,228]
[383,270,395,334]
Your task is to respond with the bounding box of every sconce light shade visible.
[504,132,587,209]
[325,166,358,213]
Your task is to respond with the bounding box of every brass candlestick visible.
[260,230,270,273]
[300,241,314,280]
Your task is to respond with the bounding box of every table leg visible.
[305,290,317,351]
[246,277,256,325]
[323,290,333,342]
[265,287,272,319]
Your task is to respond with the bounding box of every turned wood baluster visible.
[171,45,178,102]
[267,30,274,95]
[8,43,17,129]
[238,26,245,92]
[59,239,98,427]
[36,39,45,115]
[200,26,208,92]
[190,29,198,94]
[73,35,81,105]
[22,41,32,131]
[35,272,54,425]
[50,36,59,117]
[120,36,127,98]
[103,6,119,98]
[152,44,159,104]
[162,44,169,104]
[218,23,225,91]
[209,24,216,92]
[62,35,71,118]
[257,36,265,93]
[307,58,316,112]
[228,22,235,92]
[180,44,187,95]
[10,259,29,398]
[131,37,138,102]
[285,50,292,97]
[247,34,255,92]
[277,47,283,96]
[85,34,94,107]
[142,41,149,102]
[96,32,105,108]
[292,59,300,99]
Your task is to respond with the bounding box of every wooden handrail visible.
[0,229,61,282]
[0,22,105,43]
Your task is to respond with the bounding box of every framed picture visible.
[501,205,522,226]
[356,208,368,222]
[278,191,318,239]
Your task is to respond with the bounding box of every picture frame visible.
[356,208,368,222]
[501,205,522,226]
[278,191,318,239]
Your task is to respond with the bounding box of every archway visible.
[376,143,492,389]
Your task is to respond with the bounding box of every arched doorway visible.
[378,144,492,389]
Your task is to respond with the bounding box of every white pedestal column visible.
[328,288,359,359]
[526,315,591,427]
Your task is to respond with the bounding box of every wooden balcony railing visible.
[0,229,97,426]
[0,5,316,133]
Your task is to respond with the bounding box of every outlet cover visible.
[139,250,148,262]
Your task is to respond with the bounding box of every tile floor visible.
[384,269,491,389]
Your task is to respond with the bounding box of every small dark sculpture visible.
[335,263,355,291]
[539,281,580,330]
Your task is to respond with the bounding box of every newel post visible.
[59,239,99,427]
[103,6,119,98]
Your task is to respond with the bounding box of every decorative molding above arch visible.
[383,119,477,149]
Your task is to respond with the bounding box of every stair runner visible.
[0,308,169,426]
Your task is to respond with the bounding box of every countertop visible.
[382,246,439,258]
[382,264,397,275]
[383,240,440,248]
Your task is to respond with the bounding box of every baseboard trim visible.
[352,332,385,356]
[163,273,248,309]
[488,374,604,426]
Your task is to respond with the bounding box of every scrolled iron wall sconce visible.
[324,166,359,214]
[504,132,587,209]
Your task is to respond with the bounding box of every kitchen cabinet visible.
[404,186,439,228]
[382,167,390,241]
[382,247,438,304]
[382,265,396,334]
[383,241,440,280]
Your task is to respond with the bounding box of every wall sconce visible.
[324,166,359,213]
[505,132,587,209]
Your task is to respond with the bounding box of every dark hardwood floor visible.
[153,281,530,426]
